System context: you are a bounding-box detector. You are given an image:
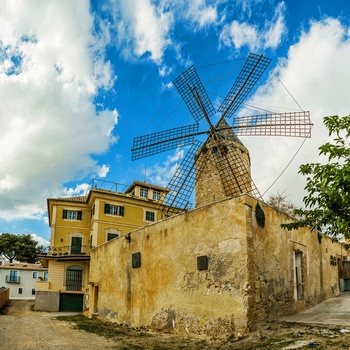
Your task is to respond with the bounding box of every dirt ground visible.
[1,300,350,349]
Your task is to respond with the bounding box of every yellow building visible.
[35,180,174,312]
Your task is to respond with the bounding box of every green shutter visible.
[119,206,124,216]
[62,209,67,219]
[77,211,82,220]
[104,203,110,214]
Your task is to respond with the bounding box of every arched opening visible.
[66,265,83,291]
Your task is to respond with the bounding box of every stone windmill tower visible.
[131,54,312,213]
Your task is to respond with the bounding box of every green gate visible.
[59,293,83,312]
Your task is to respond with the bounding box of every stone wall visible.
[89,196,250,337]
[88,195,345,337]
[244,197,343,330]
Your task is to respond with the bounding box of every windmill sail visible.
[131,53,313,213]
[219,53,271,118]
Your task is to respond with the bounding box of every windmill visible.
[131,53,313,214]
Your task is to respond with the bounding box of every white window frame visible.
[33,271,38,279]
[18,287,23,295]
[153,191,161,200]
[43,271,48,281]
[140,188,148,198]
[31,288,36,296]
[109,205,122,216]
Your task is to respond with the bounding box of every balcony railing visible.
[6,275,20,283]
[40,245,90,257]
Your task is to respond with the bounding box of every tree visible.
[267,192,298,217]
[0,233,43,263]
[281,115,350,240]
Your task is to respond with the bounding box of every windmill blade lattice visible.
[173,65,216,122]
[232,111,312,137]
[219,53,271,118]
[160,140,203,212]
[132,124,199,160]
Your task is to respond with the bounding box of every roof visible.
[124,180,170,194]
[216,118,243,144]
[47,195,88,203]
[0,263,47,270]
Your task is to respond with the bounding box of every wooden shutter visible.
[77,211,82,220]
[104,203,110,214]
[62,209,68,219]
[119,206,124,216]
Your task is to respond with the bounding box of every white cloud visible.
[242,17,350,206]
[63,183,91,197]
[145,149,184,187]
[0,1,117,221]
[219,2,287,51]
[184,0,218,27]
[98,164,110,178]
[31,233,49,247]
[111,0,173,63]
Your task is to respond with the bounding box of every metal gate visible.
[59,293,83,312]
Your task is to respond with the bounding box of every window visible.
[107,233,119,241]
[43,272,48,281]
[153,191,161,200]
[140,188,148,198]
[104,203,124,216]
[31,288,36,296]
[62,210,82,220]
[33,272,38,279]
[9,270,19,282]
[145,211,155,222]
[66,265,83,291]
[71,237,82,254]
[18,287,23,295]
[295,252,303,300]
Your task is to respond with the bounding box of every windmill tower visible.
[131,53,313,214]
[194,117,253,207]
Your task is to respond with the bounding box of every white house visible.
[0,262,48,300]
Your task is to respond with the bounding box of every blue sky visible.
[1,0,350,245]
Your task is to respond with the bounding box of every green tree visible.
[0,233,43,263]
[281,115,350,240]
[267,192,297,217]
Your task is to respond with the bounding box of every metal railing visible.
[6,275,20,283]
[40,245,90,257]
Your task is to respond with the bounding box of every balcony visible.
[39,245,90,257]
[6,275,20,283]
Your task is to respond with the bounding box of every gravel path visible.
[0,300,118,350]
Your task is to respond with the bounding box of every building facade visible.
[87,194,346,338]
[35,181,175,312]
[0,263,48,300]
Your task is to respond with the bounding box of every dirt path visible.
[0,300,119,350]
[2,299,350,349]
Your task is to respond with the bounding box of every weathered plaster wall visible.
[89,196,251,337]
[89,195,345,337]
[245,197,343,329]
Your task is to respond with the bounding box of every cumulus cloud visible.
[241,17,350,206]
[0,1,117,221]
[110,0,173,63]
[144,149,184,187]
[219,2,287,51]
[183,0,218,27]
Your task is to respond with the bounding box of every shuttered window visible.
[62,210,82,220]
[104,203,124,216]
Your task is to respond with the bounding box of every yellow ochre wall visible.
[88,195,344,338]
